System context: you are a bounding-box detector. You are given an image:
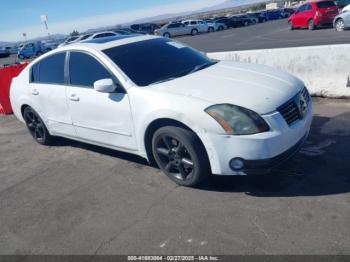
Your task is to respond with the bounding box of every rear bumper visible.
[315,15,338,25]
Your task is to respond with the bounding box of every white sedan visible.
[10,35,313,187]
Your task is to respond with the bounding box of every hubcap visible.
[24,109,45,142]
[155,135,194,181]
[337,21,345,31]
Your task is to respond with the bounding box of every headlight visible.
[205,104,270,135]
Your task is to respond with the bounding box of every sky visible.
[0,0,225,42]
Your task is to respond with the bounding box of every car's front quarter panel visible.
[128,87,228,173]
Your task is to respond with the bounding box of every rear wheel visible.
[36,51,43,56]
[152,126,210,187]
[308,19,315,30]
[163,32,171,38]
[208,27,214,33]
[191,29,199,36]
[218,26,224,31]
[335,18,345,31]
[23,107,55,145]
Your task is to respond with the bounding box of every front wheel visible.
[163,32,171,38]
[208,27,214,33]
[335,19,345,31]
[152,126,210,187]
[23,107,55,145]
[288,21,294,30]
[18,54,25,60]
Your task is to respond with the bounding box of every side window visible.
[38,52,66,84]
[104,33,116,37]
[94,33,106,39]
[298,5,306,13]
[69,52,112,87]
[190,21,196,25]
[30,62,40,83]
[306,4,312,10]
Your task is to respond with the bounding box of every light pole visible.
[40,15,50,38]
[22,33,27,42]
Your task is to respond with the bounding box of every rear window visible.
[317,1,336,8]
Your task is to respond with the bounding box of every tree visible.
[70,30,79,36]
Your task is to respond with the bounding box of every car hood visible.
[150,61,304,114]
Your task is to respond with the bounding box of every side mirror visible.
[94,78,116,93]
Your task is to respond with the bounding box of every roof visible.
[65,34,160,51]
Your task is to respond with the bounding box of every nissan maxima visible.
[10,35,313,187]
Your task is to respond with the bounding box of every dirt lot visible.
[0,98,349,255]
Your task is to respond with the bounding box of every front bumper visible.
[203,99,313,176]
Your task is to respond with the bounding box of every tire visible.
[36,51,43,56]
[218,26,224,31]
[288,21,294,30]
[18,54,25,60]
[163,32,171,38]
[308,19,315,31]
[152,126,210,187]
[335,18,345,31]
[208,27,214,33]
[191,29,198,36]
[23,107,55,146]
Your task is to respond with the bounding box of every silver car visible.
[154,22,193,38]
[334,10,350,31]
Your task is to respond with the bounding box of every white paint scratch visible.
[159,239,169,248]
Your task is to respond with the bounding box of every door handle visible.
[69,94,80,102]
[31,89,39,95]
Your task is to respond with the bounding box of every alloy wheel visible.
[155,135,195,181]
[336,19,345,31]
[23,108,46,142]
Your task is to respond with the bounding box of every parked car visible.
[118,28,146,35]
[205,19,227,31]
[3,46,19,55]
[182,20,209,33]
[41,40,59,51]
[58,35,91,47]
[17,41,50,59]
[0,48,10,58]
[261,9,286,20]
[233,15,257,25]
[82,31,118,41]
[215,17,245,28]
[130,23,160,34]
[334,10,350,30]
[10,35,312,187]
[288,0,339,30]
[247,12,268,23]
[342,3,350,12]
[154,23,193,37]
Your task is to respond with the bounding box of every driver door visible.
[66,51,137,150]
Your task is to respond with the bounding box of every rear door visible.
[29,52,76,137]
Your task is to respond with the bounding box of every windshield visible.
[103,38,215,86]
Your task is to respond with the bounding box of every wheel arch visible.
[143,118,210,170]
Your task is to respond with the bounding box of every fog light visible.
[230,158,244,171]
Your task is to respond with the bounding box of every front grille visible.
[278,87,310,126]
